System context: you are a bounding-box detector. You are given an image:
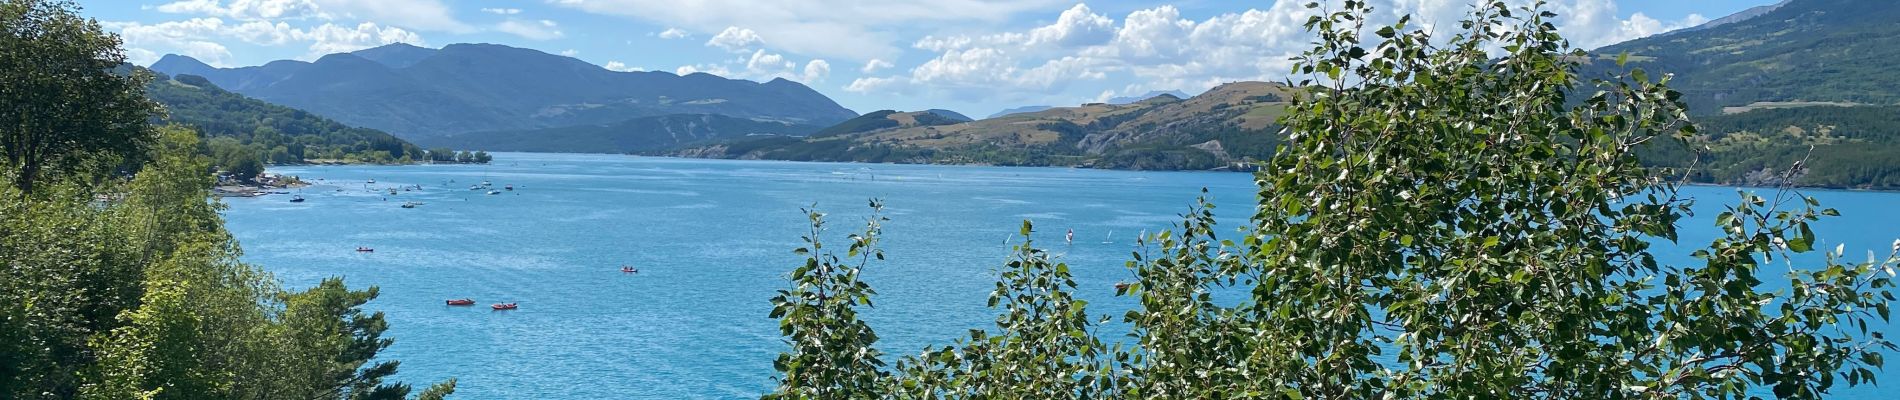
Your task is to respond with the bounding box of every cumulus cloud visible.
[853,0,1709,102]
[560,49,579,57]
[604,61,644,72]
[110,17,423,65]
[153,0,470,32]
[547,0,1072,60]
[1026,3,1113,47]
[706,27,763,52]
[861,58,894,73]
[497,19,564,40]
[675,63,731,76]
[802,59,831,83]
[657,28,690,39]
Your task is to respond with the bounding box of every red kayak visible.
[445,298,474,306]
[491,302,517,310]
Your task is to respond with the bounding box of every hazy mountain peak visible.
[351,42,438,69]
[151,54,213,73]
[147,42,862,140]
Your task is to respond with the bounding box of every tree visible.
[761,2,1897,399]
[0,0,158,192]
[1227,1,1894,398]
[892,221,1113,398]
[226,155,263,183]
[472,151,491,164]
[764,201,890,399]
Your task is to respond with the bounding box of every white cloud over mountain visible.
[109,17,423,66]
[848,0,1712,104]
[546,0,1071,60]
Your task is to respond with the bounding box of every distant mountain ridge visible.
[1589,0,1900,114]
[149,43,859,140]
[676,81,1291,170]
[1677,0,1792,33]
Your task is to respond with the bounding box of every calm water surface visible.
[222,153,1900,399]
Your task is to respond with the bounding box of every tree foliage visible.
[0,2,454,397]
[0,0,158,192]
[764,201,891,399]
[762,2,1897,399]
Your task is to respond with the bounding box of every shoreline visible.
[268,152,1900,194]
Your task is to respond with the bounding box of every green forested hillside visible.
[3,2,451,399]
[1590,0,1900,114]
[145,72,426,165]
[1643,105,1900,189]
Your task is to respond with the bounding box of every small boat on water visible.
[487,190,501,195]
[621,266,638,273]
[367,179,376,184]
[355,247,374,252]
[504,185,514,191]
[491,302,517,310]
[468,185,480,191]
[289,195,305,203]
[400,201,423,209]
[1114,282,1131,291]
[446,298,474,306]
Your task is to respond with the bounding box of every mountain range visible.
[1588,0,1900,188]
[674,82,1289,170]
[983,90,1193,119]
[150,43,858,140]
[137,0,1900,188]
[1590,0,1900,114]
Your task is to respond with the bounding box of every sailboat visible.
[1102,231,1114,244]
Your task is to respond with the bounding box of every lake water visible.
[222,152,1900,399]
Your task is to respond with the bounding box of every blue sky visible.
[89,0,1775,118]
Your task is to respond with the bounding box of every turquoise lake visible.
[223,152,1900,399]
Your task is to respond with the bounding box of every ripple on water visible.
[217,154,1900,399]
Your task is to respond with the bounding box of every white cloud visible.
[861,58,894,73]
[497,19,564,40]
[1026,3,1113,47]
[153,0,470,32]
[481,8,522,15]
[111,17,424,65]
[155,0,319,20]
[547,0,1071,60]
[802,59,831,83]
[852,0,1707,103]
[657,28,690,39]
[675,63,731,76]
[297,21,427,56]
[746,49,793,71]
[560,49,580,57]
[604,61,644,72]
[706,26,763,52]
